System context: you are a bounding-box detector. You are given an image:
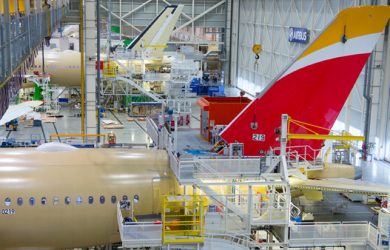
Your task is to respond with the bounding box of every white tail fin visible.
[126,5,184,56]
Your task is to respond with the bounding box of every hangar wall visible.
[229,0,390,160]
[69,0,227,45]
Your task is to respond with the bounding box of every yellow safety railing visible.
[49,134,106,143]
[2,0,25,15]
[287,116,364,141]
[162,195,207,244]
[103,61,117,77]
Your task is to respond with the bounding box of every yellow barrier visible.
[1,0,27,15]
[103,61,117,77]
[162,195,206,244]
[18,0,25,13]
[49,134,106,143]
[287,116,365,141]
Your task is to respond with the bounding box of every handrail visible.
[273,145,324,170]
[205,232,279,248]
[49,134,106,143]
[116,76,165,103]
[323,147,331,169]
[274,145,322,158]
[290,202,301,218]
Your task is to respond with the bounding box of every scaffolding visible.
[0,0,68,117]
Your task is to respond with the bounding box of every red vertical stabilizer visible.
[220,6,390,156]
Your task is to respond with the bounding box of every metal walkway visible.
[0,0,68,117]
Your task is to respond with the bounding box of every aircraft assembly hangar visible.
[0,0,390,249]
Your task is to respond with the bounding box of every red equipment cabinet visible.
[197,97,251,142]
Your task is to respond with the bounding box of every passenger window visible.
[99,195,105,204]
[76,196,83,205]
[41,197,47,205]
[4,197,11,206]
[122,195,128,201]
[53,196,60,206]
[134,194,140,204]
[111,195,117,204]
[65,196,71,205]
[88,196,94,204]
[29,197,35,206]
[17,197,23,206]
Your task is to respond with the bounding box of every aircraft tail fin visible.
[220,6,390,156]
[126,5,184,55]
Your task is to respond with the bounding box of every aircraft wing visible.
[0,101,43,126]
[290,177,389,196]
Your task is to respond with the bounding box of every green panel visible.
[33,84,43,100]
[111,25,120,33]
[123,38,133,47]
[123,96,152,107]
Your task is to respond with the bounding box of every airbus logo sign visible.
[288,27,310,44]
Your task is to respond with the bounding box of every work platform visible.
[137,114,390,249]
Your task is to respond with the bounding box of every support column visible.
[377,24,390,160]
[368,32,386,159]
[3,0,11,77]
[173,114,178,153]
[84,0,97,136]
[106,0,111,58]
[13,0,20,63]
[229,0,240,86]
[223,0,230,85]
[280,114,288,156]
[266,232,273,250]
[24,0,31,50]
[36,0,42,36]
[119,0,122,41]
[247,185,253,233]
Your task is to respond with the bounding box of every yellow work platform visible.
[162,195,207,244]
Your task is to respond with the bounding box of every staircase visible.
[197,180,247,220]
[204,233,268,250]
[116,76,165,103]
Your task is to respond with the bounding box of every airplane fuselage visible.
[0,148,175,249]
[28,50,81,88]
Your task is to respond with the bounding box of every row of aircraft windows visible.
[32,65,80,69]
[3,195,129,206]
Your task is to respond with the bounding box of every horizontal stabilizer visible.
[290,177,389,196]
